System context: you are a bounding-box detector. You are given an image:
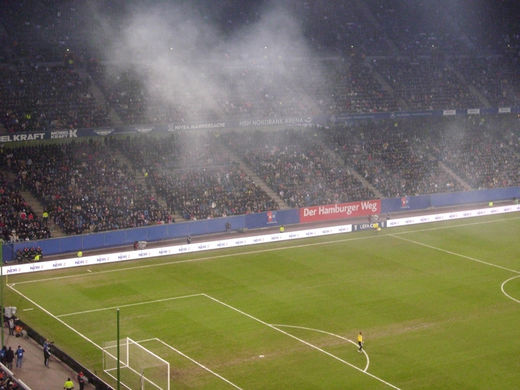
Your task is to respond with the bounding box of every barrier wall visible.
[3,187,519,262]
[3,209,299,261]
[3,204,519,276]
[2,224,353,275]
[381,187,520,213]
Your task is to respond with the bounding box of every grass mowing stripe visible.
[56,293,204,318]
[7,283,103,350]
[12,214,520,287]
[389,234,520,274]
[203,294,401,390]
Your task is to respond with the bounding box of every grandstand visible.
[0,0,519,388]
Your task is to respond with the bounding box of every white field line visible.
[389,233,520,305]
[11,215,520,287]
[202,294,401,390]
[501,275,520,304]
[106,361,163,390]
[8,283,154,390]
[271,324,370,372]
[389,234,520,275]
[103,370,132,390]
[139,337,242,390]
[7,283,104,351]
[56,293,204,318]
[56,291,398,388]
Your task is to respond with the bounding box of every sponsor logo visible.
[301,200,381,222]
[173,122,225,131]
[94,129,114,136]
[136,127,153,133]
[96,257,109,262]
[51,129,78,139]
[0,132,45,143]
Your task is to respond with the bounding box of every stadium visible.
[0,0,519,389]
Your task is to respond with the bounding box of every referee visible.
[357,331,364,352]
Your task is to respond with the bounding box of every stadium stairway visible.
[76,67,124,126]
[438,162,472,191]
[111,148,181,221]
[217,141,288,210]
[447,64,492,108]
[19,190,65,238]
[2,171,64,238]
[316,137,383,199]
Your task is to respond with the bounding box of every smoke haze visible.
[86,0,328,123]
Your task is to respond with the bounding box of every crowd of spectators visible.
[15,247,42,263]
[111,133,277,220]
[0,63,109,133]
[0,367,20,390]
[423,116,520,190]
[0,172,50,243]
[0,0,517,238]
[221,128,375,208]
[324,119,465,198]
[0,0,518,134]
[452,56,520,108]
[0,115,517,240]
[2,140,171,235]
[371,57,481,111]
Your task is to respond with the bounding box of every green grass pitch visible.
[5,213,520,389]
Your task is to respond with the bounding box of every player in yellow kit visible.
[357,331,363,352]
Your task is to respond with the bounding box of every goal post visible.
[103,337,170,390]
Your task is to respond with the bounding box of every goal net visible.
[103,338,170,390]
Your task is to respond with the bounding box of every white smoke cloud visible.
[86,0,329,123]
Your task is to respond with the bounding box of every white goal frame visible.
[102,337,170,390]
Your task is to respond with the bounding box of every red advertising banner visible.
[299,200,381,222]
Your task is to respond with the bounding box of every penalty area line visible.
[271,324,370,372]
[7,284,104,351]
[56,293,204,318]
[139,337,243,390]
[389,234,520,275]
[203,294,400,389]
